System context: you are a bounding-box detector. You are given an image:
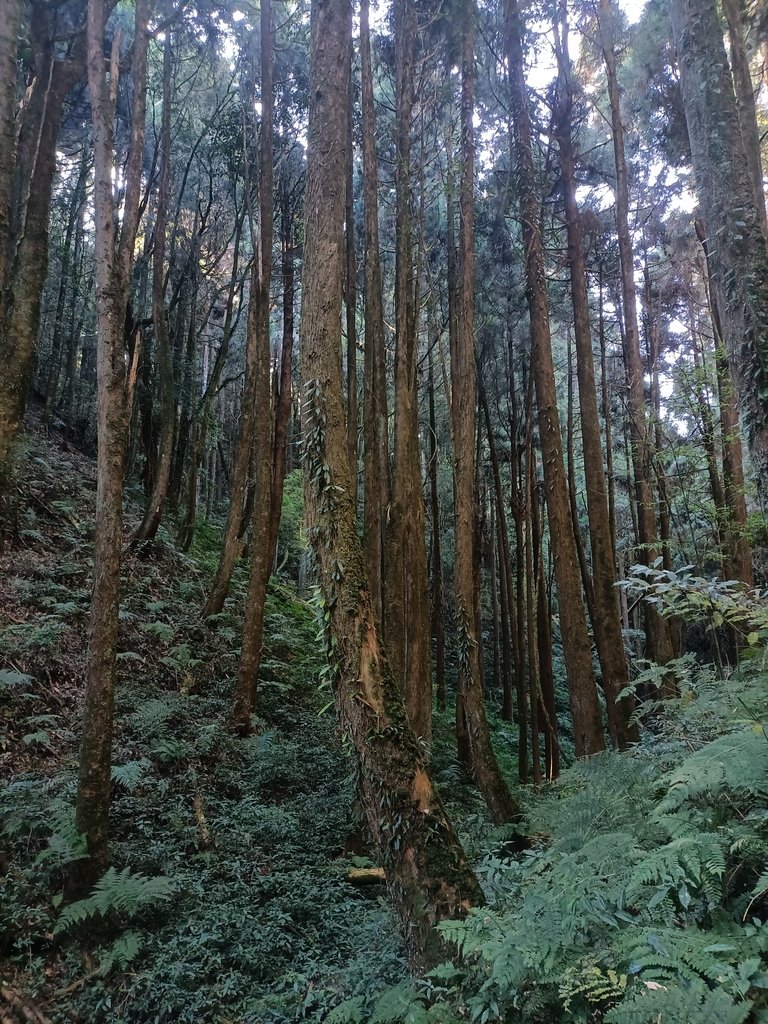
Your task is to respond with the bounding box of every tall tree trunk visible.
[695,219,753,586]
[43,148,89,427]
[532,466,559,781]
[0,15,84,465]
[671,0,768,503]
[387,0,431,744]
[300,0,483,963]
[453,0,520,821]
[346,74,358,509]
[598,264,619,569]
[178,207,246,553]
[506,0,605,757]
[480,382,514,724]
[554,2,636,747]
[266,176,296,570]
[133,34,174,544]
[0,0,20,341]
[202,120,266,615]
[360,0,389,632]
[64,210,87,435]
[231,0,275,732]
[73,0,150,890]
[598,0,675,668]
[426,341,446,711]
[722,0,768,244]
[689,301,730,574]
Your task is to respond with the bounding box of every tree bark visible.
[426,341,446,711]
[722,0,768,244]
[695,218,753,586]
[300,0,483,963]
[360,0,389,633]
[265,173,296,570]
[387,0,431,744]
[74,0,150,890]
[345,72,358,510]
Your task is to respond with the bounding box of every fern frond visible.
[97,930,143,974]
[54,867,174,934]
[323,996,365,1023]
[605,979,752,1024]
[627,833,726,910]
[659,732,768,814]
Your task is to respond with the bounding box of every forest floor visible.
[0,422,419,1023]
[4,422,768,1024]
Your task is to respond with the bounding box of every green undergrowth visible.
[334,665,768,1023]
[1,430,405,1023]
[5,428,768,1024]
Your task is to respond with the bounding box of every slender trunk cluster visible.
[553,0,636,747]
[597,0,676,672]
[506,0,605,758]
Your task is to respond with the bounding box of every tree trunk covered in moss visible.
[300,0,483,963]
[671,0,768,503]
[74,0,150,890]
[232,0,275,733]
[506,0,605,758]
[386,0,432,745]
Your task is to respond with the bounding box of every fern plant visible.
[54,867,174,934]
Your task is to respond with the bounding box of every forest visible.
[2,0,768,1019]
